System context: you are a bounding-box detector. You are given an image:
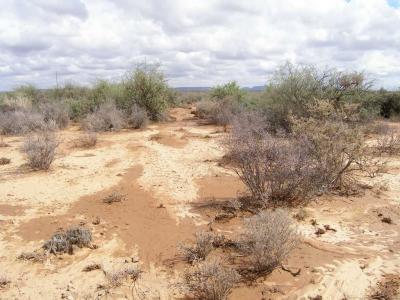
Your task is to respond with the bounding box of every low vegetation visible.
[43,226,92,255]
[105,265,141,288]
[74,131,97,148]
[22,131,59,170]
[183,258,240,300]
[238,209,298,276]
[179,231,216,263]
[0,157,10,165]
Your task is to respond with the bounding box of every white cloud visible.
[0,0,399,90]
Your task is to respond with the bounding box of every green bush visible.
[121,63,172,120]
[211,81,244,101]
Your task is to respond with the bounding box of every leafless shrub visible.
[75,131,97,148]
[129,104,148,129]
[238,210,298,276]
[179,231,216,263]
[22,131,58,170]
[82,102,124,132]
[228,118,319,206]
[183,257,240,300]
[375,128,400,155]
[38,101,69,129]
[0,275,10,289]
[290,100,382,192]
[0,109,46,135]
[0,157,10,165]
[102,192,125,204]
[106,265,142,287]
[43,226,92,255]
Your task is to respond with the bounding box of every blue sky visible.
[0,0,399,91]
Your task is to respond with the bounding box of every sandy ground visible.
[0,108,399,299]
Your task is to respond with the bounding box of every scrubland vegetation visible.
[1,61,400,299]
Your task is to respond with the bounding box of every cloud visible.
[0,0,399,91]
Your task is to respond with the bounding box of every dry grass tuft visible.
[83,263,102,272]
[17,251,46,263]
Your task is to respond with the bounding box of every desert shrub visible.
[43,226,92,254]
[290,100,381,190]
[228,115,319,206]
[375,128,400,155]
[195,100,218,119]
[121,63,171,120]
[0,109,46,135]
[183,257,240,300]
[128,104,148,129]
[211,81,244,101]
[0,157,10,165]
[374,90,400,118]
[82,102,124,132]
[196,97,243,129]
[22,131,58,170]
[179,231,215,263]
[106,265,141,287]
[260,62,372,131]
[38,101,69,129]
[17,251,46,263]
[74,131,97,148]
[238,209,298,275]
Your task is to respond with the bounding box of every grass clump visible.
[183,257,240,300]
[22,131,58,170]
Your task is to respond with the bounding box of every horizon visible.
[0,0,399,91]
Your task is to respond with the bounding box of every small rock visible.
[381,217,392,224]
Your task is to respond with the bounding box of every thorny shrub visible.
[22,131,59,170]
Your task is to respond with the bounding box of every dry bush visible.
[129,104,148,129]
[238,209,298,275]
[43,226,92,255]
[0,157,10,165]
[290,100,383,191]
[106,265,141,287]
[82,102,124,132]
[179,231,215,263]
[183,257,240,300]
[0,109,46,135]
[195,100,218,119]
[75,131,97,148]
[375,128,400,155]
[102,192,125,204]
[228,115,319,206]
[22,131,58,170]
[38,101,69,129]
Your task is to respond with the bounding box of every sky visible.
[0,0,399,91]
